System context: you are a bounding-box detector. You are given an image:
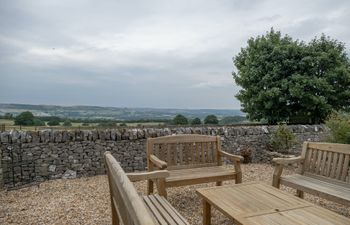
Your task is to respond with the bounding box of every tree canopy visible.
[233,29,350,124]
[14,111,35,125]
[204,115,219,124]
[173,114,188,125]
[191,117,201,125]
[47,117,61,126]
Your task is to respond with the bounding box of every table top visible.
[196,182,350,225]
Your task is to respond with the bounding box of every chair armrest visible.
[149,154,168,169]
[218,150,243,162]
[273,156,304,165]
[127,170,169,182]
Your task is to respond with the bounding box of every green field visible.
[0,119,166,131]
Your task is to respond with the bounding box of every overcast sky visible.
[0,0,349,109]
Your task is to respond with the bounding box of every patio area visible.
[1,163,349,225]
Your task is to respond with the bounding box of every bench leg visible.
[296,190,304,199]
[157,178,167,198]
[203,199,211,225]
[111,195,119,225]
[147,179,154,195]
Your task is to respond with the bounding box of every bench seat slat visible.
[280,174,350,206]
[166,166,237,187]
[143,195,190,225]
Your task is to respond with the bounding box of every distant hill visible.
[0,103,244,121]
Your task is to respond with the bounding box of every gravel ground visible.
[0,164,349,225]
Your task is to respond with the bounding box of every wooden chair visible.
[147,134,243,196]
[272,142,350,206]
[104,151,190,225]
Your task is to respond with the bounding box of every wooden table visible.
[196,182,350,225]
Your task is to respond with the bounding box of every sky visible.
[0,0,349,109]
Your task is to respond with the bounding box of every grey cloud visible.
[1,0,349,109]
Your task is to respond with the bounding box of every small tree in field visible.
[191,118,201,125]
[204,115,219,124]
[47,117,60,126]
[173,114,188,125]
[63,120,72,127]
[14,111,35,126]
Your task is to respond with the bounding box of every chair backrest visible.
[300,142,350,183]
[104,152,157,225]
[147,134,221,170]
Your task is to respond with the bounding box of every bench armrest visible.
[127,170,169,182]
[149,154,168,169]
[273,156,304,165]
[218,150,243,162]
[218,150,243,183]
[272,157,304,188]
[128,170,169,197]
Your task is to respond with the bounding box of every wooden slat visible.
[173,144,178,166]
[166,166,236,187]
[335,154,344,180]
[179,143,183,165]
[195,143,199,164]
[159,144,165,161]
[184,143,189,165]
[319,150,328,176]
[304,147,313,172]
[212,141,217,163]
[330,153,339,178]
[168,163,218,170]
[310,149,319,172]
[207,142,212,163]
[341,155,350,181]
[325,151,333,177]
[315,150,323,175]
[167,144,171,166]
[201,142,205,163]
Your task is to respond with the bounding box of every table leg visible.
[203,199,211,225]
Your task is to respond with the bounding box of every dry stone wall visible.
[0,125,328,188]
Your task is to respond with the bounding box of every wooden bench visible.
[147,134,243,196]
[104,151,190,225]
[272,142,350,206]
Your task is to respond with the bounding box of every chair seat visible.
[143,194,189,225]
[166,166,237,187]
[280,174,350,206]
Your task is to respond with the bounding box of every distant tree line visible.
[3,111,247,127]
[172,114,246,125]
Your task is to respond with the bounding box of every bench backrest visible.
[300,142,350,183]
[147,134,221,170]
[104,152,157,225]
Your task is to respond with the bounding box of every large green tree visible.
[233,29,350,124]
